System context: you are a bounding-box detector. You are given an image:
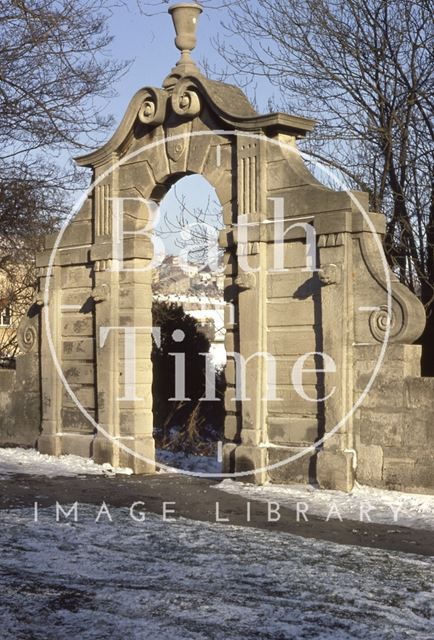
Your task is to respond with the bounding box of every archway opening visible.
[151,174,226,472]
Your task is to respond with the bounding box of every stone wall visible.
[354,344,434,493]
[265,240,321,484]
[1,1,432,492]
[37,197,97,460]
[0,355,40,447]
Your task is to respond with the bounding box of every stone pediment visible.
[75,72,315,169]
[75,1,314,170]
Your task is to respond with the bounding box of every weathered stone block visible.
[15,354,39,389]
[317,449,354,492]
[355,443,384,484]
[224,386,242,414]
[38,434,61,456]
[356,376,406,410]
[0,369,16,392]
[267,417,318,445]
[118,436,156,474]
[223,443,267,484]
[409,458,434,492]
[224,414,241,442]
[60,433,94,458]
[60,221,92,248]
[118,283,153,309]
[119,408,153,434]
[224,329,239,353]
[58,247,91,267]
[405,377,434,410]
[356,409,403,447]
[275,356,318,386]
[268,300,315,327]
[267,271,318,298]
[0,389,40,447]
[268,386,318,416]
[64,363,95,385]
[354,344,422,378]
[62,338,95,361]
[62,386,96,411]
[62,289,92,308]
[402,415,432,448]
[267,160,308,192]
[267,446,317,485]
[61,266,93,289]
[61,407,95,433]
[382,456,415,490]
[118,159,155,193]
[268,240,316,271]
[74,197,93,222]
[62,315,94,337]
[268,329,316,356]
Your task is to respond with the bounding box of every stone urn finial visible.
[168,3,203,68]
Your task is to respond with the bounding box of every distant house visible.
[153,255,223,298]
[154,266,192,296]
[0,264,34,359]
[0,290,15,361]
[153,255,226,367]
[0,301,11,328]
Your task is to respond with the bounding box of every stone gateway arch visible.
[2,3,433,492]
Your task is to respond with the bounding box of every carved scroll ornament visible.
[137,88,168,126]
[17,315,38,354]
[171,79,201,117]
[358,235,426,344]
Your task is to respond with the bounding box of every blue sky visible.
[69,3,281,256]
[100,3,272,132]
[68,4,333,256]
[90,2,264,255]
[102,4,221,126]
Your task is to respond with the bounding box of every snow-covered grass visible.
[156,448,221,474]
[0,447,133,478]
[0,506,433,640]
[215,480,434,531]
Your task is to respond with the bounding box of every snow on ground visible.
[0,446,221,477]
[156,449,221,474]
[216,480,434,531]
[2,446,433,531]
[0,506,433,640]
[0,447,133,478]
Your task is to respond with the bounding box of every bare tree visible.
[156,183,224,269]
[0,163,66,357]
[145,0,434,374]
[0,0,129,357]
[0,0,127,158]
